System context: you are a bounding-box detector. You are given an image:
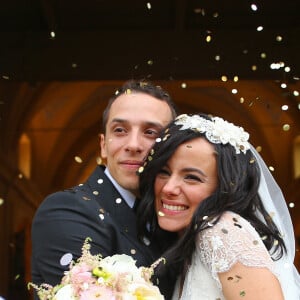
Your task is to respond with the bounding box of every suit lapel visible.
[84,166,159,260]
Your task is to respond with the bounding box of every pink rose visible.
[79,285,116,300]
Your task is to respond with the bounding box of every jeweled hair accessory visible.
[174,114,251,154]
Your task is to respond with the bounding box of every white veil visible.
[251,145,300,299]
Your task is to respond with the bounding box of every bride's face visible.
[154,137,218,235]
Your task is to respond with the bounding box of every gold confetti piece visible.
[256,146,262,152]
[125,89,131,94]
[283,124,290,131]
[251,4,258,11]
[234,223,242,228]
[143,236,151,246]
[206,35,212,42]
[260,53,267,59]
[269,211,275,218]
[269,166,275,172]
[74,156,83,163]
[239,290,246,297]
[163,134,170,141]
[138,166,144,173]
[158,211,165,217]
[249,158,255,164]
[96,156,102,165]
[251,65,257,71]
[261,235,268,241]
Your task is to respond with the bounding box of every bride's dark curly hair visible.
[137,113,286,276]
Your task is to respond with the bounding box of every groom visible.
[31,80,178,299]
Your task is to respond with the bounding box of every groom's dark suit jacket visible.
[31,165,175,299]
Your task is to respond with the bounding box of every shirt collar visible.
[104,167,136,208]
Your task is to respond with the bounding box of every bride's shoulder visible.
[195,211,271,261]
[195,211,273,274]
[199,211,258,239]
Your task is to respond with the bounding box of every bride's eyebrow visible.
[182,167,207,177]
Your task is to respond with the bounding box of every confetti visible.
[158,211,165,217]
[74,156,83,163]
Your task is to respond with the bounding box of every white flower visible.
[53,284,75,300]
[99,254,142,281]
[126,282,165,300]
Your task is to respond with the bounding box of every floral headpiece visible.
[174,114,250,154]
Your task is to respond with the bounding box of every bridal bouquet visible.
[29,238,165,300]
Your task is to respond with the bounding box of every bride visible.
[137,113,300,299]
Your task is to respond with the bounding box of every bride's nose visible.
[161,176,181,196]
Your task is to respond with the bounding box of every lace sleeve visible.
[196,211,275,288]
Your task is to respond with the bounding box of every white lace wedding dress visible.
[172,211,298,300]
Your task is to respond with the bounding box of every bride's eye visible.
[185,174,202,182]
[157,168,170,178]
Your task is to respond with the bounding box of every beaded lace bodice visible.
[172,211,276,300]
